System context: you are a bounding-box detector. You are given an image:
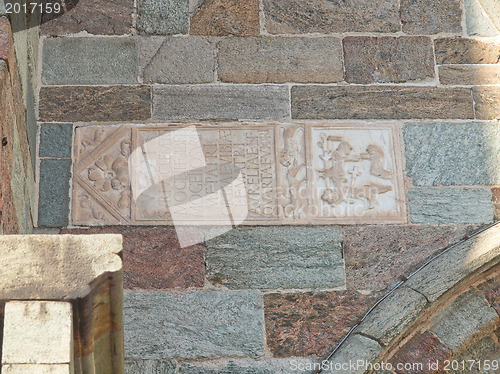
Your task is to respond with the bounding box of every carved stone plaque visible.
[72,122,406,225]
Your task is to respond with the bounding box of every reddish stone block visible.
[491,187,500,221]
[263,291,379,357]
[61,227,205,290]
[390,332,452,374]
[477,277,500,316]
[0,17,11,63]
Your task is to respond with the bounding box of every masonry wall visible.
[36,0,500,372]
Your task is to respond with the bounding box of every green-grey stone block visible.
[465,0,499,36]
[38,159,72,227]
[124,290,264,359]
[180,359,317,373]
[404,122,500,186]
[39,123,73,158]
[205,226,344,290]
[125,359,177,374]
[409,188,494,224]
[137,0,189,35]
[42,37,139,85]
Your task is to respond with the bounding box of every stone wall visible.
[36,0,500,372]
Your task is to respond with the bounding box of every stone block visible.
[450,336,497,373]
[38,159,71,227]
[40,0,134,35]
[205,226,344,289]
[465,0,499,36]
[137,0,189,35]
[264,291,379,357]
[124,290,264,359]
[153,85,289,120]
[262,0,399,34]
[439,65,500,85]
[400,0,462,34]
[403,122,500,186]
[477,276,500,315]
[190,0,259,36]
[218,37,343,83]
[2,364,71,373]
[180,359,317,373]
[409,188,494,224]
[38,86,151,122]
[492,187,500,221]
[62,227,205,290]
[39,123,73,158]
[42,37,138,85]
[342,224,481,291]
[323,335,382,374]
[478,0,500,30]
[474,87,500,120]
[357,286,427,346]
[389,332,451,374]
[2,301,72,364]
[431,290,498,352]
[343,36,434,84]
[291,86,474,119]
[141,36,215,84]
[125,360,177,374]
[405,224,500,302]
[435,38,500,64]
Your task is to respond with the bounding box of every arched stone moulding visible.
[323,224,500,373]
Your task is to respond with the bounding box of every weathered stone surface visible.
[465,0,499,36]
[474,87,500,120]
[190,0,259,36]
[38,159,71,227]
[357,287,427,346]
[141,36,215,84]
[39,123,73,158]
[218,37,343,83]
[431,290,498,352]
[404,122,500,186]
[42,37,138,85]
[205,226,344,289]
[435,38,500,64]
[291,86,474,119]
[39,86,151,122]
[389,332,451,374]
[262,0,399,34]
[409,188,494,224]
[439,65,500,85]
[137,0,189,35]
[405,224,500,302]
[492,187,500,221]
[0,235,122,299]
[342,224,480,291]
[61,227,205,290]
[41,0,134,35]
[343,36,434,84]
[2,301,72,364]
[180,359,316,373]
[477,276,500,315]
[323,335,382,374]
[153,85,289,120]
[400,0,462,34]
[264,291,379,357]
[2,365,71,374]
[478,0,500,30]
[124,290,264,359]
[125,360,177,374]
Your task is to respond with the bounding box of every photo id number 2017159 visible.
[5,1,62,14]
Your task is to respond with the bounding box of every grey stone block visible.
[39,123,73,158]
[137,0,189,35]
[153,85,289,120]
[323,335,382,373]
[0,0,6,15]
[125,360,177,374]
[357,286,428,346]
[405,224,500,302]
[205,226,344,290]
[478,0,500,30]
[404,122,500,186]
[409,188,494,224]
[180,359,317,373]
[141,36,215,84]
[465,0,499,36]
[38,159,72,227]
[218,37,343,83]
[124,290,265,359]
[431,290,498,352]
[42,37,139,85]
